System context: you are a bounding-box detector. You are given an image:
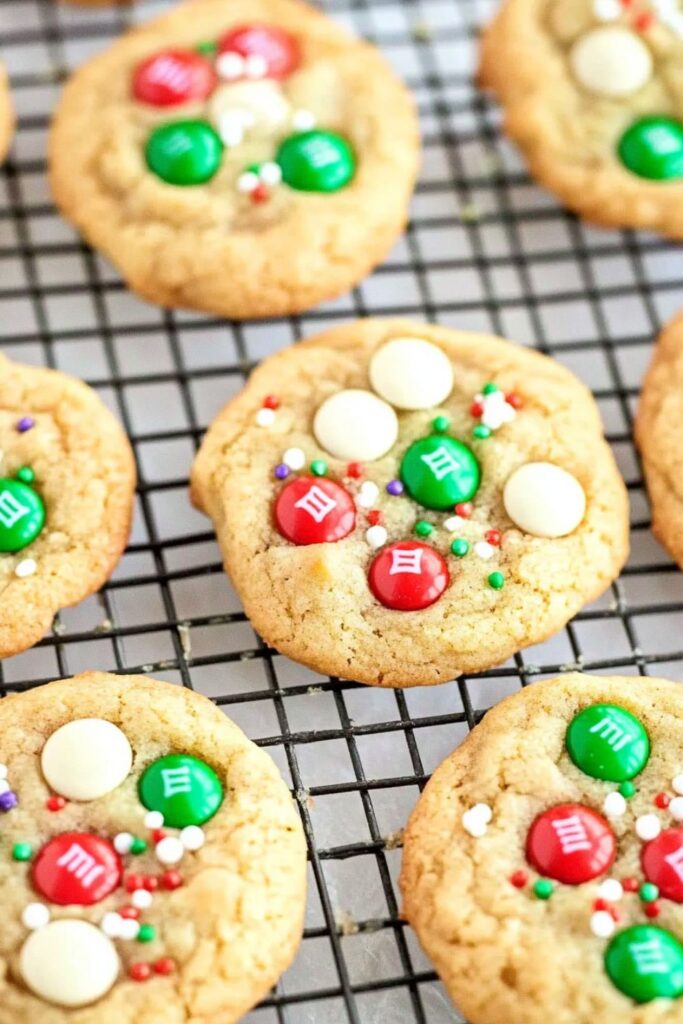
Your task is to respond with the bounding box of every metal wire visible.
[1,0,682,1019]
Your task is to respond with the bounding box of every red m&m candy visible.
[217,24,300,79]
[526,804,616,884]
[642,828,683,902]
[33,832,122,906]
[133,50,217,107]
[368,541,449,611]
[274,476,355,545]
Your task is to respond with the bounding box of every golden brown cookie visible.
[190,319,629,688]
[401,672,683,1023]
[0,671,306,1021]
[635,312,683,568]
[48,0,419,319]
[479,0,683,237]
[0,355,136,658]
[0,64,14,163]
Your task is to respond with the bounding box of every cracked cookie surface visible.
[0,355,136,658]
[190,319,628,688]
[479,0,683,236]
[0,671,306,1023]
[48,0,419,319]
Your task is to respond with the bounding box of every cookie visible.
[0,355,136,658]
[401,672,683,1023]
[479,0,683,237]
[190,319,628,688]
[0,64,13,163]
[48,0,419,320]
[635,312,683,568]
[0,671,306,1021]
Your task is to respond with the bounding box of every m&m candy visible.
[368,541,449,611]
[525,804,616,884]
[642,828,683,903]
[400,436,480,511]
[276,130,356,193]
[145,120,223,186]
[618,116,683,181]
[133,50,217,107]
[566,703,650,782]
[0,476,45,553]
[274,476,356,545]
[32,833,122,905]
[217,23,301,80]
[605,925,683,1002]
[138,753,223,828]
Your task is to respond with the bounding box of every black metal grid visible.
[1,0,682,1019]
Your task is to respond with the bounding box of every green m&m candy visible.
[276,130,356,192]
[566,703,649,782]
[139,754,223,828]
[605,925,683,1003]
[400,435,480,511]
[0,476,45,553]
[145,120,223,186]
[618,116,683,181]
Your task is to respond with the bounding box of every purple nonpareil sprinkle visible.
[274,464,289,480]
[0,790,18,812]
[16,417,35,433]
[386,479,404,496]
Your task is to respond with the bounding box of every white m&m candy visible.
[20,920,120,1007]
[313,389,398,462]
[503,462,586,538]
[569,27,653,98]
[369,337,454,410]
[41,718,133,802]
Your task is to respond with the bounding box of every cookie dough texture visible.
[190,319,629,688]
[636,312,683,569]
[0,356,135,658]
[48,0,419,319]
[0,672,307,1023]
[401,672,683,1024]
[479,0,683,237]
[0,65,13,163]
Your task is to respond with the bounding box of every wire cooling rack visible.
[1,0,683,1019]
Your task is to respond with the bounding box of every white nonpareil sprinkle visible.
[470,803,493,824]
[443,516,465,532]
[260,162,283,186]
[132,888,153,910]
[365,525,388,550]
[672,774,683,796]
[635,813,661,841]
[0,780,9,795]
[100,912,123,939]
[292,109,316,132]
[590,910,616,938]
[216,52,245,80]
[593,0,621,18]
[474,541,495,560]
[238,171,260,194]
[597,878,624,902]
[144,810,164,830]
[357,481,380,508]
[22,903,50,931]
[155,836,185,865]
[283,447,306,471]
[603,791,627,818]
[118,918,141,941]
[244,54,268,78]
[462,802,493,838]
[180,825,206,852]
[113,832,134,855]
[15,559,37,578]
[256,408,276,428]
[0,764,7,780]
[670,796,683,821]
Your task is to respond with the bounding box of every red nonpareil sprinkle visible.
[262,395,280,410]
[654,793,671,809]
[143,875,159,892]
[120,906,141,920]
[505,392,523,410]
[509,869,528,888]
[470,401,484,418]
[154,958,176,976]
[126,874,145,893]
[46,796,66,812]
[151,829,166,845]
[594,898,609,912]
[455,502,473,518]
[608,906,620,922]
[161,870,184,891]
[622,877,639,893]
[485,529,502,547]
[130,963,153,982]
[367,510,383,526]
[645,902,661,918]
[346,462,363,478]
[633,10,653,29]
[251,183,270,204]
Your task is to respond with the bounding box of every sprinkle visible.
[292,109,316,132]
[274,464,289,480]
[636,814,661,841]
[0,765,7,780]
[654,793,671,809]
[672,774,683,796]
[645,902,661,918]
[470,400,484,418]
[593,0,621,18]
[622,876,639,893]
[591,910,616,938]
[346,462,363,479]
[485,529,501,547]
[250,183,269,204]
[474,541,495,560]
[505,393,523,410]
[462,802,492,837]
[120,918,141,941]
[367,510,383,526]
[22,903,50,930]
[509,869,528,888]
[455,502,473,518]
[180,825,205,852]
[260,162,282,186]
[310,459,327,478]
[443,516,464,532]
[633,10,654,29]
[120,906,140,920]
[155,837,185,866]
[160,870,184,891]
[0,791,18,812]
[451,538,470,557]
[144,811,164,830]
[245,53,268,78]
[283,448,306,471]
[16,466,34,483]
[263,395,280,410]
[670,797,683,820]
[114,833,134,855]
[12,842,33,862]
[255,408,275,427]
[597,879,624,902]
[432,414,450,433]
[482,383,499,395]
[15,559,37,578]
[603,792,627,818]
[488,571,505,590]
[16,417,35,433]
[0,780,8,795]
[129,963,153,983]
[473,424,492,439]
[101,912,124,938]
[386,480,403,496]
[154,957,176,975]
[131,837,147,855]
[46,796,66,812]
[132,889,153,910]
[619,781,636,799]
[414,520,433,538]
[533,879,554,900]
[640,882,660,903]
[195,40,217,55]
[357,481,379,507]
[216,52,245,80]
[238,171,259,193]
[143,875,158,892]
[125,874,145,893]
[137,924,156,944]
[366,525,387,550]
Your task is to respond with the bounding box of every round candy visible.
[605,925,683,1003]
[132,50,217,107]
[0,477,45,553]
[400,436,480,511]
[313,389,398,462]
[502,462,585,538]
[368,541,449,611]
[138,753,223,828]
[20,920,120,1008]
[218,24,300,80]
[618,116,683,181]
[41,718,133,801]
[33,832,122,905]
[145,120,223,186]
[209,80,290,140]
[525,803,616,884]
[276,130,356,192]
[569,27,652,98]
[274,475,356,545]
[642,828,683,902]
[368,337,454,410]
[566,703,650,782]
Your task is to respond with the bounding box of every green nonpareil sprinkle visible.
[619,781,636,798]
[130,837,148,855]
[533,878,554,900]
[473,424,492,440]
[640,882,659,903]
[195,40,218,55]
[12,842,33,862]
[451,538,469,557]
[414,520,434,537]
[482,382,499,395]
[432,414,450,434]
[137,924,156,943]
[488,571,505,590]
[16,466,35,484]
[310,460,327,477]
